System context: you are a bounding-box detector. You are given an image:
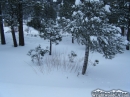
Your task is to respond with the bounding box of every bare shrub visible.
[27,45,49,66]
[44,50,83,73]
[27,48,84,74]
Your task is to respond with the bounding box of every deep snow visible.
[0,25,130,97]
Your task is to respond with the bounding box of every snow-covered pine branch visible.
[63,0,125,75]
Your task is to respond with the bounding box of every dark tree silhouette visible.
[0,2,6,45]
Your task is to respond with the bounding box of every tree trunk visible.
[72,33,74,43]
[18,1,24,46]
[126,20,130,50]
[127,20,130,41]
[82,44,89,75]
[126,3,130,50]
[0,3,6,45]
[121,26,124,36]
[11,25,18,47]
[49,39,52,55]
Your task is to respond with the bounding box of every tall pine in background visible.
[27,1,44,32]
[59,0,75,43]
[109,0,130,49]
[109,0,129,35]
[4,0,18,47]
[3,0,26,47]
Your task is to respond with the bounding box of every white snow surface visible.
[75,0,82,5]
[90,36,97,41]
[0,25,130,97]
[75,0,100,5]
[53,0,57,2]
[104,5,111,12]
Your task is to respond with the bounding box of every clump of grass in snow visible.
[44,50,83,73]
[27,47,97,74]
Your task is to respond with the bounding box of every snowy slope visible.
[0,26,130,97]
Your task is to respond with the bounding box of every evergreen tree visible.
[109,0,130,49]
[59,0,75,19]
[43,2,57,21]
[67,1,125,75]
[40,3,61,55]
[109,0,129,32]
[64,0,75,4]
[3,0,28,47]
[4,0,18,47]
[59,0,76,43]
[27,1,57,33]
[27,1,44,31]
[40,19,62,55]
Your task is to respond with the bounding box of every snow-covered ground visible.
[0,25,130,97]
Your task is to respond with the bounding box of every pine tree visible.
[43,2,57,21]
[27,1,44,31]
[40,19,62,55]
[110,0,130,49]
[59,0,76,43]
[109,0,129,34]
[4,0,18,47]
[67,1,125,75]
[40,3,61,55]
[3,0,29,47]
[59,0,75,19]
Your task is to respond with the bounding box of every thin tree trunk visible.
[72,33,74,43]
[0,3,6,45]
[49,39,52,55]
[126,20,130,50]
[127,20,130,41]
[11,25,18,47]
[18,1,24,46]
[126,3,130,50]
[121,26,124,36]
[82,44,89,75]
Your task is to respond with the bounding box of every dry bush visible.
[28,48,95,74]
[43,50,83,73]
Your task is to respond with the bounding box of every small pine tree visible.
[40,3,62,55]
[40,19,62,55]
[66,1,125,75]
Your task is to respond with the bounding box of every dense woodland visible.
[0,0,130,75]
